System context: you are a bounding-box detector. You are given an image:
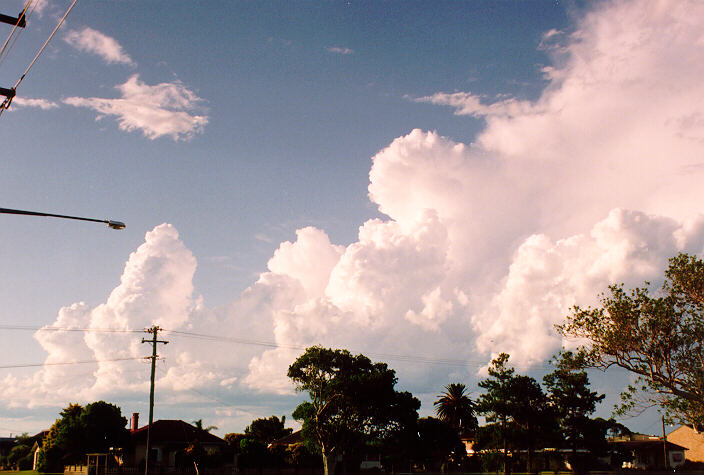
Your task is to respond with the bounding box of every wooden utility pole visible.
[662,415,669,470]
[142,326,168,475]
[0,9,26,105]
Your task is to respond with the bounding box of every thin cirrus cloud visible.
[63,74,208,141]
[326,46,354,55]
[4,0,704,431]
[64,27,135,66]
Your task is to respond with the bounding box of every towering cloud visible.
[2,0,704,431]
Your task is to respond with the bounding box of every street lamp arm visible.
[0,207,125,229]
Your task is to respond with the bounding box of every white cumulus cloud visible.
[4,0,704,427]
[64,74,208,141]
[64,27,134,65]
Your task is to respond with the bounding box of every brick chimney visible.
[131,413,139,432]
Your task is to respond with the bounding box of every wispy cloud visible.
[64,27,134,65]
[326,46,354,55]
[411,91,537,118]
[12,97,58,110]
[63,74,208,141]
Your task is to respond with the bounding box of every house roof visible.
[611,439,687,451]
[668,425,704,462]
[0,437,17,448]
[131,420,225,447]
[269,430,303,447]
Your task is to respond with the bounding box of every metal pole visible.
[0,207,125,229]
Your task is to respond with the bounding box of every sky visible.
[1,0,704,438]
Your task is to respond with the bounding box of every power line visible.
[0,324,143,333]
[0,324,556,369]
[0,356,145,369]
[0,0,33,67]
[163,329,503,368]
[1,0,78,112]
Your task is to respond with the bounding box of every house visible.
[608,433,686,469]
[459,430,475,455]
[128,416,227,469]
[667,425,704,463]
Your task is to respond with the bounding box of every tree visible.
[508,375,551,473]
[414,417,463,471]
[434,383,477,432]
[288,346,420,475]
[3,434,34,470]
[244,415,292,444]
[476,353,517,474]
[38,401,129,472]
[543,352,605,471]
[192,419,218,432]
[475,354,552,474]
[558,253,704,426]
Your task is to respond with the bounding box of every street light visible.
[0,207,125,229]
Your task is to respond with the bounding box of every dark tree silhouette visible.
[434,383,477,432]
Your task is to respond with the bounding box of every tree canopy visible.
[244,415,292,444]
[543,352,605,470]
[288,346,420,475]
[475,353,552,473]
[38,401,129,472]
[558,253,704,426]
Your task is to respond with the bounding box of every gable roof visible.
[131,420,225,446]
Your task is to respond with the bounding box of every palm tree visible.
[192,419,218,432]
[434,383,477,431]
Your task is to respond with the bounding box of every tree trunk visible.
[322,450,337,475]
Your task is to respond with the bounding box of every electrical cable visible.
[0,324,144,333]
[0,0,78,113]
[0,324,555,369]
[0,0,32,67]
[0,356,145,369]
[162,329,514,368]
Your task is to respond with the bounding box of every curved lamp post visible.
[0,207,125,229]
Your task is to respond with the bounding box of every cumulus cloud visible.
[0,224,203,406]
[64,74,208,141]
[241,0,704,385]
[64,27,134,65]
[4,0,704,426]
[326,46,354,55]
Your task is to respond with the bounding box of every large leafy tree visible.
[39,401,129,472]
[288,346,420,475]
[558,253,704,426]
[414,417,462,471]
[244,415,292,444]
[434,383,477,432]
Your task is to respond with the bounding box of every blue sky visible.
[1,0,702,438]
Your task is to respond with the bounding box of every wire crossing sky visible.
[2,0,704,437]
